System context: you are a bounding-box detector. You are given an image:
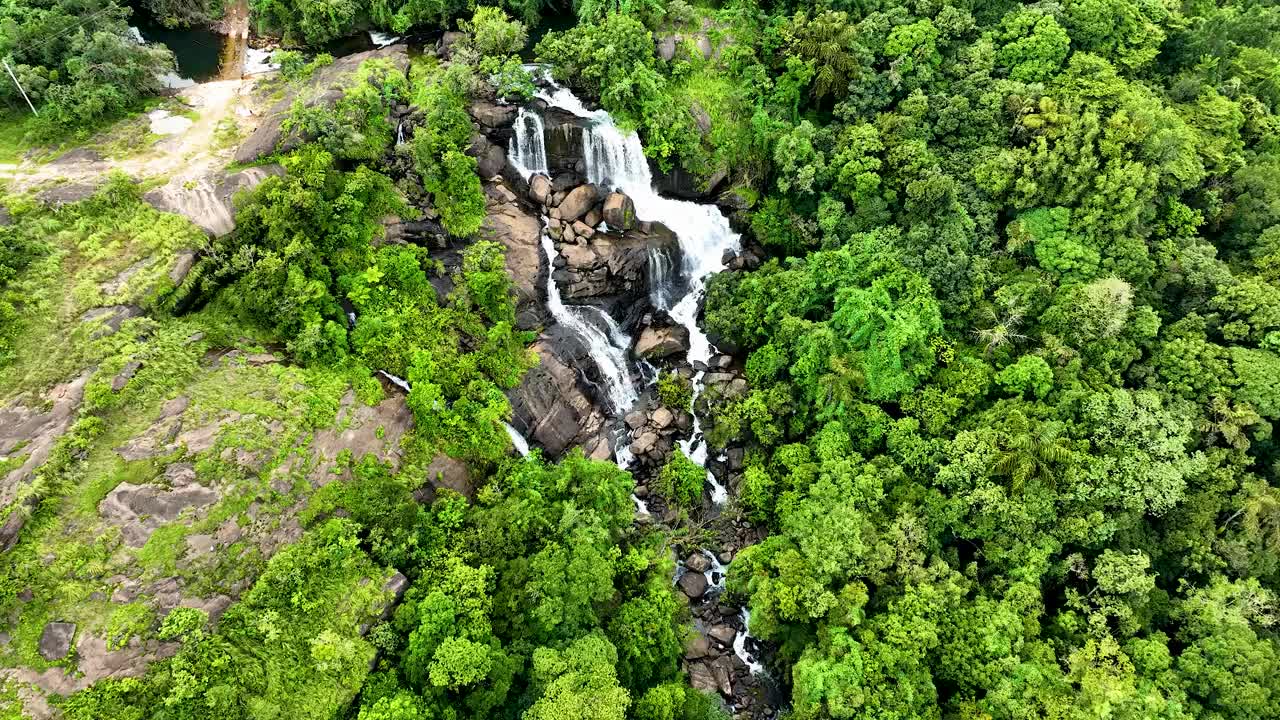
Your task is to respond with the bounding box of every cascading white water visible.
[504,422,531,456]
[509,108,548,179]
[647,246,676,310]
[539,232,639,415]
[538,81,738,504]
[369,31,400,47]
[735,608,766,675]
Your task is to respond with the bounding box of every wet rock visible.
[38,622,75,660]
[684,633,711,659]
[542,110,589,173]
[686,552,712,573]
[624,411,646,430]
[529,174,552,206]
[636,325,690,360]
[602,192,636,230]
[678,570,708,599]
[507,340,608,459]
[553,221,677,303]
[708,624,737,645]
[558,184,599,222]
[652,407,674,429]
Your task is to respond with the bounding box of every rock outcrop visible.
[479,179,545,330]
[635,324,690,360]
[0,373,91,551]
[506,340,612,459]
[143,164,284,237]
[234,45,411,164]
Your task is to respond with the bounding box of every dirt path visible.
[0,78,260,194]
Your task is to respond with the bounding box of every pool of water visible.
[131,5,230,82]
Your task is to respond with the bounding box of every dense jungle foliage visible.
[2,0,1280,718]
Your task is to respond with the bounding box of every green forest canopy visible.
[0,0,1279,718]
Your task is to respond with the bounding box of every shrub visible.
[654,449,704,509]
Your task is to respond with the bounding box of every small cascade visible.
[700,549,727,591]
[395,120,406,146]
[509,108,548,179]
[378,371,412,394]
[369,31,400,47]
[539,231,638,415]
[647,245,676,310]
[632,493,651,517]
[734,608,766,676]
[243,47,279,75]
[504,422,531,456]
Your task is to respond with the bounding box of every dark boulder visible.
[602,192,636,230]
[39,621,76,660]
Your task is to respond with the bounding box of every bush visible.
[653,449,704,509]
[460,7,528,57]
[657,371,693,411]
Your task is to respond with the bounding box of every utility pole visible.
[2,59,37,116]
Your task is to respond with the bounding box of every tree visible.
[784,11,863,102]
[524,634,630,720]
[215,146,410,362]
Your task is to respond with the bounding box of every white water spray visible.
[504,422,531,456]
[509,108,548,179]
[369,31,400,48]
[538,232,638,415]
[734,608,766,675]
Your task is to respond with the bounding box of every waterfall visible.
[395,120,405,146]
[369,31,400,48]
[734,609,766,675]
[509,108,548,179]
[378,370,412,394]
[648,246,676,310]
[538,80,739,504]
[504,422,531,456]
[539,231,638,415]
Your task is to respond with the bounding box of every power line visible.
[5,4,128,59]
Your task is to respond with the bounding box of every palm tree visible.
[993,413,1072,492]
